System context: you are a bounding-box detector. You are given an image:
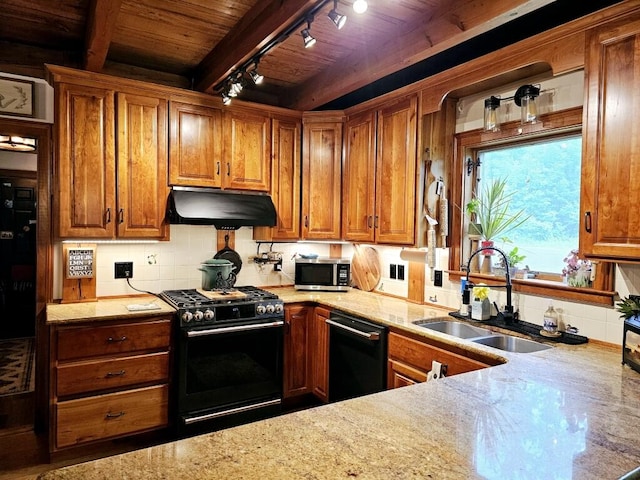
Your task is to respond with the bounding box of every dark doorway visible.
[0,170,37,339]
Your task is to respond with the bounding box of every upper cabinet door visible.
[343,110,377,242]
[375,96,417,245]
[271,116,302,240]
[56,83,116,238]
[169,101,223,188]
[301,118,343,240]
[581,13,640,260]
[116,93,169,239]
[224,109,271,191]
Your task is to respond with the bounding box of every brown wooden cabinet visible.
[283,304,312,398]
[301,113,343,240]
[387,331,490,389]
[55,82,116,238]
[50,316,172,450]
[169,100,223,188]
[342,110,377,242]
[375,96,418,245]
[342,97,418,245]
[310,306,330,402]
[581,11,640,261]
[254,114,302,241]
[52,71,168,239]
[223,107,271,191]
[116,92,169,238]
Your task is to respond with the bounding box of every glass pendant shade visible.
[483,96,501,132]
[514,85,540,124]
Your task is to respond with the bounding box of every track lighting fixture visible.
[353,0,368,14]
[483,84,543,131]
[216,0,369,105]
[301,20,316,48]
[328,1,347,29]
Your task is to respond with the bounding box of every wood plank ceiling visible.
[0,0,593,110]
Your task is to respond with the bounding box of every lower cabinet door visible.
[55,384,169,448]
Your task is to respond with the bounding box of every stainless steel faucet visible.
[465,245,516,324]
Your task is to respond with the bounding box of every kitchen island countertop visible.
[38,288,640,479]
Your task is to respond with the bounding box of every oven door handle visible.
[186,320,284,337]
[326,318,380,341]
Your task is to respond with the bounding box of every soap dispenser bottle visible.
[542,301,559,336]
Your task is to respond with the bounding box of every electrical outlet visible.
[389,264,397,279]
[114,262,133,279]
[434,270,443,287]
[397,264,405,281]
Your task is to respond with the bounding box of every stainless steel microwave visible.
[294,258,351,291]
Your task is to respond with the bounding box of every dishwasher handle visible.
[326,318,380,341]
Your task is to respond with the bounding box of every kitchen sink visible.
[412,320,493,339]
[471,335,552,353]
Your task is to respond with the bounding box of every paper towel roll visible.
[427,229,436,267]
[399,248,429,263]
[439,197,448,239]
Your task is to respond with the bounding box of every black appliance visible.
[161,286,284,437]
[326,311,387,402]
[167,186,277,229]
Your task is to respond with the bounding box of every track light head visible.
[221,91,232,105]
[301,20,316,48]
[249,66,264,85]
[328,1,347,29]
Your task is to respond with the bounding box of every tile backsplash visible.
[53,225,638,346]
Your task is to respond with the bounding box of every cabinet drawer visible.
[388,332,489,376]
[57,352,170,397]
[57,319,171,361]
[55,384,169,448]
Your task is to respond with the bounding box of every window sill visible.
[447,271,616,306]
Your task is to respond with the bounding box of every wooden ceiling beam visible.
[194,0,323,93]
[84,0,124,72]
[286,0,555,110]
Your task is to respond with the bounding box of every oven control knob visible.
[266,304,275,314]
[203,309,214,321]
[256,304,266,315]
[193,310,204,322]
[274,303,283,314]
[181,311,193,323]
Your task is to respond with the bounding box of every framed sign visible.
[0,76,34,117]
[64,245,96,279]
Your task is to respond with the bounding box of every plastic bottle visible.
[543,301,558,335]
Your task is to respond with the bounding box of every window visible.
[473,134,582,276]
[449,106,614,305]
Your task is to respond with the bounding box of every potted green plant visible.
[616,296,640,320]
[470,178,530,243]
[467,178,529,273]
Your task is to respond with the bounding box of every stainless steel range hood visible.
[167,186,277,229]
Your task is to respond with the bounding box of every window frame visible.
[447,106,615,306]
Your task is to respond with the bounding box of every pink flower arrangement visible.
[562,249,591,277]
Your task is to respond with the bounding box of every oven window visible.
[181,326,283,408]
[296,264,334,285]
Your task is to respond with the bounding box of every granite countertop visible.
[39,288,640,479]
[46,295,175,324]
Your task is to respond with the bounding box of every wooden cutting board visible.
[351,245,381,292]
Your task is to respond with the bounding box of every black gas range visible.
[162,286,285,437]
[160,286,284,328]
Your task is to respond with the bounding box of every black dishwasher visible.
[326,311,387,402]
